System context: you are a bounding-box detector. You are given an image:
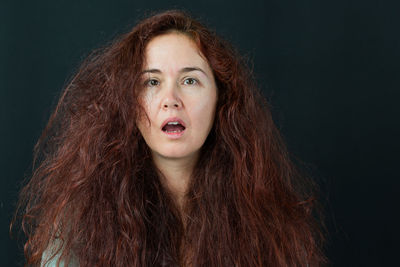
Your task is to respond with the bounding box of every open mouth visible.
[162,121,186,133]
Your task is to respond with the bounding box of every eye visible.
[145,79,160,87]
[183,77,198,86]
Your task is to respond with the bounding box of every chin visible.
[160,151,191,159]
[153,147,199,160]
[152,148,184,158]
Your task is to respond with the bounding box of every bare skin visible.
[152,150,199,210]
[137,33,218,212]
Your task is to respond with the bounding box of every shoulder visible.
[41,239,79,267]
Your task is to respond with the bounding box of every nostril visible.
[162,102,180,109]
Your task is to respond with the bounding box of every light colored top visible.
[41,239,79,267]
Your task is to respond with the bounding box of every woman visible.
[15,10,326,266]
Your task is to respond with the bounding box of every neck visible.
[151,151,199,210]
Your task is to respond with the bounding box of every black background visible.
[1,0,399,266]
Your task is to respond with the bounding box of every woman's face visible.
[137,32,218,162]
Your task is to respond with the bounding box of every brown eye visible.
[146,79,160,87]
[183,78,198,85]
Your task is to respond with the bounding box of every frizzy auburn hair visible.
[13,9,326,267]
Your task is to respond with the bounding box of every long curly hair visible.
[14,9,326,267]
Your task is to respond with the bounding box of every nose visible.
[161,83,182,110]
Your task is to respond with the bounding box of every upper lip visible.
[161,117,186,130]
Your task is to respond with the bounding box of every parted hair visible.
[14,9,326,267]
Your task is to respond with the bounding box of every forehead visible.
[144,33,209,71]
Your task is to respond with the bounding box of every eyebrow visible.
[141,67,208,77]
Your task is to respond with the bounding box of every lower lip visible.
[162,129,185,139]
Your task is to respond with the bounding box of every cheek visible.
[190,95,217,133]
[137,93,158,129]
